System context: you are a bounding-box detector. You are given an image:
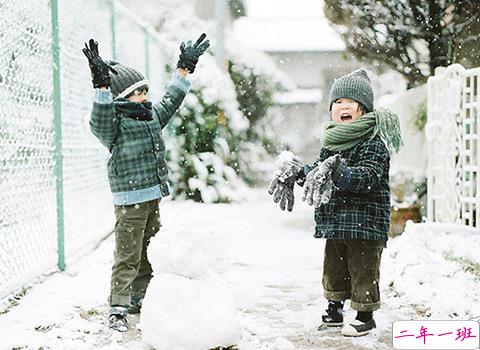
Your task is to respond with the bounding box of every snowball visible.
[273,337,295,350]
[147,232,210,279]
[140,273,239,350]
[275,150,296,169]
[141,231,240,349]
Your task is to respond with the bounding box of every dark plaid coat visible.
[89,85,186,195]
[310,135,391,241]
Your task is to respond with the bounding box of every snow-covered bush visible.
[225,40,294,184]
[164,56,251,202]
[120,0,292,200]
[412,100,427,132]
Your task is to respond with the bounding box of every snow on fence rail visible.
[426,64,479,228]
[0,0,169,302]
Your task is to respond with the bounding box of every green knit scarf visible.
[322,108,403,153]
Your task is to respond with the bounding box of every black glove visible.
[82,39,118,88]
[331,156,348,184]
[176,33,210,73]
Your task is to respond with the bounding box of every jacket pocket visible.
[365,204,389,231]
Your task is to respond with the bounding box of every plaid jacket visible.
[310,135,391,241]
[89,84,187,197]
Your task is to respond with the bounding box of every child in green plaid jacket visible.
[82,35,209,332]
[269,69,402,337]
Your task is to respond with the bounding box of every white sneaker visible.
[341,318,376,337]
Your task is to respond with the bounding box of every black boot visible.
[320,300,344,328]
[109,305,128,332]
[341,311,376,336]
[128,295,143,314]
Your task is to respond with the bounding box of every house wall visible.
[378,85,427,177]
[194,0,237,28]
[274,103,325,162]
[269,50,360,160]
[267,51,359,92]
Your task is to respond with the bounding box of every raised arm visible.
[154,33,210,129]
[153,70,190,129]
[89,88,119,151]
[83,39,119,150]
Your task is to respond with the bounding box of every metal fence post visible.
[110,0,117,60]
[50,0,65,271]
[144,28,150,80]
[215,0,226,70]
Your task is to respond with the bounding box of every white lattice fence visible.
[426,64,479,228]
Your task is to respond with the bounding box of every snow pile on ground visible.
[382,222,480,320]
[140,230,240,350]
[272,337,295,350]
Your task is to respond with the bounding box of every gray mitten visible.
[302,154,340,207]
[268,152,304,211]
[270,177,296,211]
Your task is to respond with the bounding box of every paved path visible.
[0,188,414,349]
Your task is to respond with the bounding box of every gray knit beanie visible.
[328,68,374,113]
[106,60,149,99]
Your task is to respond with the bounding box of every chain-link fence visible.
[0,0,170,302]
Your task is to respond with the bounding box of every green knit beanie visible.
[328,68,374,113]
[106,60,149,99]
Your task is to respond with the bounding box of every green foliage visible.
[165,50,288,200]
[227,61,275,128]
[162,64,241,202]
[444,255,480,279]
[226,59,285,183]
[324,0,480,87]
[413,101,427,132]
[175,93,221,154]
[228,58,285,154]
[227,0,246,18]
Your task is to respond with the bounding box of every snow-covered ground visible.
[0,187,479,350]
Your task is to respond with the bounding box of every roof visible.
[274,88,323,105]
[233,0,345,52]
[234,18,345,52]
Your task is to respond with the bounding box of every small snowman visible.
[140,230,239,350]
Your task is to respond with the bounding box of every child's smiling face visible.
[331,98,365,123]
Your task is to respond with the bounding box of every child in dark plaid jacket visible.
[269,69,402,337]
[82,35,209,332]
